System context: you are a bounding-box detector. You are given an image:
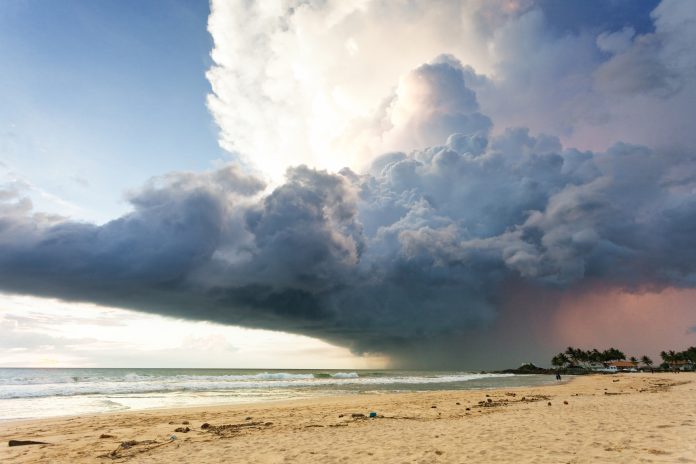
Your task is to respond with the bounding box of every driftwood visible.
[8,440,50,447]
[203,421,271,436]
[100,439,171,460]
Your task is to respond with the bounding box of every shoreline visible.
[0,374,571,426]
[0,371,554,423]
[2,373,694,463]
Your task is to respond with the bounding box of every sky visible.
[1,0,695,369]
[0,0,222,222]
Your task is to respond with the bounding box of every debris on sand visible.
[520,395,550,402]
[477,398,509,408]
[202,421,272,436]
[101,439,171,460]
[8,440,50,447]
[174,427,190,433]
[120,440,143,449]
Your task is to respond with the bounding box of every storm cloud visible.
[2,0,696,367]
[2,55,696,367]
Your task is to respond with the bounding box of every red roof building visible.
[606,361,637,369]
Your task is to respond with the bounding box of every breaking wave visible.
[0,370,513,399]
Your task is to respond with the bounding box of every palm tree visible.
[589,349,602,364]
[641,355,653,369]
[660,350,680,369]
[551,353,569,368]
[684,347,696,363]
[609,347,626,361]
[563,353,571,366]
[564,347,578,366]
[660,350,671,370]
[577,350,590,368]
[629,356,638,365]
[551,355,560,368]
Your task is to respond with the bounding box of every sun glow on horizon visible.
[0,293,388,369]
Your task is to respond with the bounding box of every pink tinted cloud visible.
[550,287,696,359]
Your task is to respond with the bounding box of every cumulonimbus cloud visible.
[206,0,696,180]
[2,1,696,367]
[2,54,696,367]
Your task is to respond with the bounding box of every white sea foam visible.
[2,375,80,385]
[330,372,359,379]
[0,369,557,422]
[0,371,514,399]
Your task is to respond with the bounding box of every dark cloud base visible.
[1,59,695,368]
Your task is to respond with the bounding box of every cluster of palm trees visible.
[659,347,696,365]
[552,346,696,370]
[550,346,654,369]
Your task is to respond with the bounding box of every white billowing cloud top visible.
[205,0,506,179]
[206,0,696,180]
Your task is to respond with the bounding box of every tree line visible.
[551,346,696,369]
[659,347,696,365]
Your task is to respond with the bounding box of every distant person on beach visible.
[555,372,561,381]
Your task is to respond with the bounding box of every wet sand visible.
[1,373,695,463]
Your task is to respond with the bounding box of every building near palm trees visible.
[605,360,638,371]
[668,359,694,371]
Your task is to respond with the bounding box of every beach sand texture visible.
[1,373,695,463]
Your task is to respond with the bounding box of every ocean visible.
[0,368,557,421]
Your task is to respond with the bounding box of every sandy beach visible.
[1,373,694,463]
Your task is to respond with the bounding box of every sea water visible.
[0,368,557,421]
